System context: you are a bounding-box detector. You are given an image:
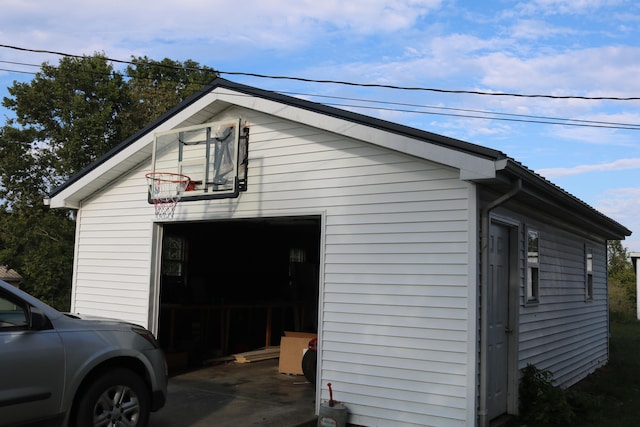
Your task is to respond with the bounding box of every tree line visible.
[608,240,637,320]
[0,54,217,309]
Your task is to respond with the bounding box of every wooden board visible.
[233,346,280,363]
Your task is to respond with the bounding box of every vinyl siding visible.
[71,106,475,427]
[71,167,154,326]
[515,217,608,388]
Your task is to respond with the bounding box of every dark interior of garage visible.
[158,216,321,371]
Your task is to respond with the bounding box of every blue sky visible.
[1,0,639,251]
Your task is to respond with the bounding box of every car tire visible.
[302,349,317,384]
[75,367,150,427]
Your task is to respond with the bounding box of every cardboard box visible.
[278,331,317,375]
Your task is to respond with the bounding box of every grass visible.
[565,319,640,427]
[513,319,640,426]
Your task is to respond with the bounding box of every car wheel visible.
[302,349,317,384]
[75,367,150,427]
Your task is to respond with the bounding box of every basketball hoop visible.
[145,172,191,218]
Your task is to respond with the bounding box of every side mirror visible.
[29,307,52,331]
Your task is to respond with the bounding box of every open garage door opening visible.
[157,216,321,372]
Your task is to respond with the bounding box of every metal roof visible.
[48,77,631,238]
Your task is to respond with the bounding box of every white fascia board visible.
[214,88,498,180]
[48,92,224,209]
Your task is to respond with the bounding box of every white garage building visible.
[48,78,631,427]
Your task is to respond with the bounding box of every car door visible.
[0,288,65,425]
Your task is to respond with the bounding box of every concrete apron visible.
[150,358,317,427]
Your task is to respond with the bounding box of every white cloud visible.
[0,0,443,55]
[0,0,637,251]
[508,19,580,40]
[515,0,625,15]
[549,115,640,145]
[595,187,640,252]
[537,158,640,178]
[477,46,640,96]
[3,0,638,104]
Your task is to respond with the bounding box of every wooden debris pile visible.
[233,346,280,363]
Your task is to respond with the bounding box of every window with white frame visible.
[526,229,540,304]
[586,246,593,301]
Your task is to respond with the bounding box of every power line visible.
[319,101,640,130]
[0,68,36,75]
[1,53,635,129]
[217,90,640,130]
[222,71,640,101]
[1,64,639,131]
[282,91,640,129]
[1,43,639,101]
[1,45,639,130]
[0,60,41,68]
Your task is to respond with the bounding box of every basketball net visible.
[146,172,191,219]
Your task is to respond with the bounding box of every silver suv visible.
[0,279,167,427]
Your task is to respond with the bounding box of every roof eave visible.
[48,77,508,208]
[45,78,632,240]
[499,159,631,239]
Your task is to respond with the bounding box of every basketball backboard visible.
[149,118,248,201]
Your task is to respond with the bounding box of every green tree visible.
[0,206,75,309]
[3,54,130,179]
[608,240,636,320]
[0,53,217,310]
[123,57,218,136]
